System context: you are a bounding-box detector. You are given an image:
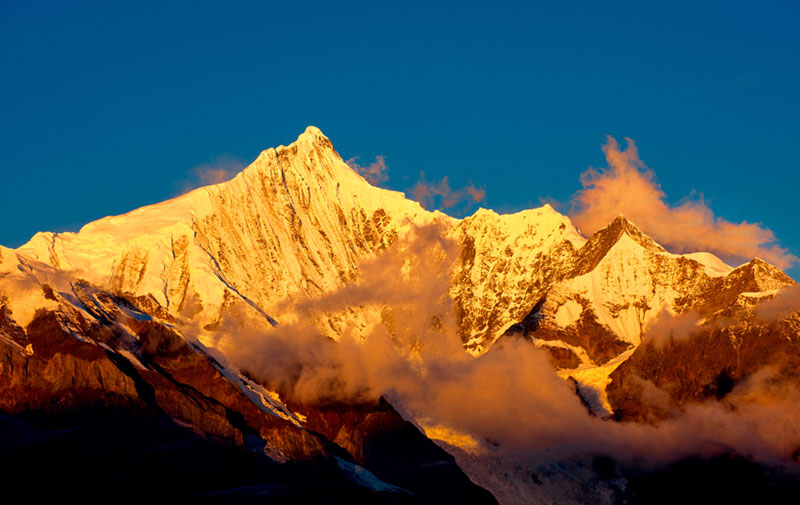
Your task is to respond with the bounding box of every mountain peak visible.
[255,126,335,161]
[298,125,328,142]
[608,213,637,230]
[293,125,339,161]
[732,257,796,290]
[291,126,336,154]
[246,125,344,186]
[598,215,658,246]
[571,215,665,276]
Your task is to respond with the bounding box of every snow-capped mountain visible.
[7,127,793,411]
[1,126,797,503]
[17,127,439,334]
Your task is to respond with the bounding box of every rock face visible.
[448,205,585,352]
[607,309,800,423]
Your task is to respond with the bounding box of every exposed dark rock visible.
[502,298,631,366]
[292,397,498,504]
[0,304,495,503]
[544,345,582,369]
[532,308,632,365]
[607,317,800,422]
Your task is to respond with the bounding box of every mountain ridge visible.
[7,126,793,383]
[2,126,799,504]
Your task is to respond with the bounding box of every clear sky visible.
[2,1,799,276]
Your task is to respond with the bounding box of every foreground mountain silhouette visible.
[1,127,799,503]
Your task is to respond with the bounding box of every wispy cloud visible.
[411,172,486,213]
[346,155,389,186]
[755,284,800,320]
[570,136,797,269]
[346,155,486,214]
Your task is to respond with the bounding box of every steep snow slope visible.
[18,127,443,337]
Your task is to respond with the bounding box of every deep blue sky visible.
[2,1,799,275]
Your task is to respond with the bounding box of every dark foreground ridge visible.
[0,302,496,505]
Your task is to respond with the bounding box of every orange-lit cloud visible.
[755,284,800,321]
[346,155,389,186]
[641,309,703,349]
[412,172,486,211]
[570,136,797,270]
[210,223,800,467]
